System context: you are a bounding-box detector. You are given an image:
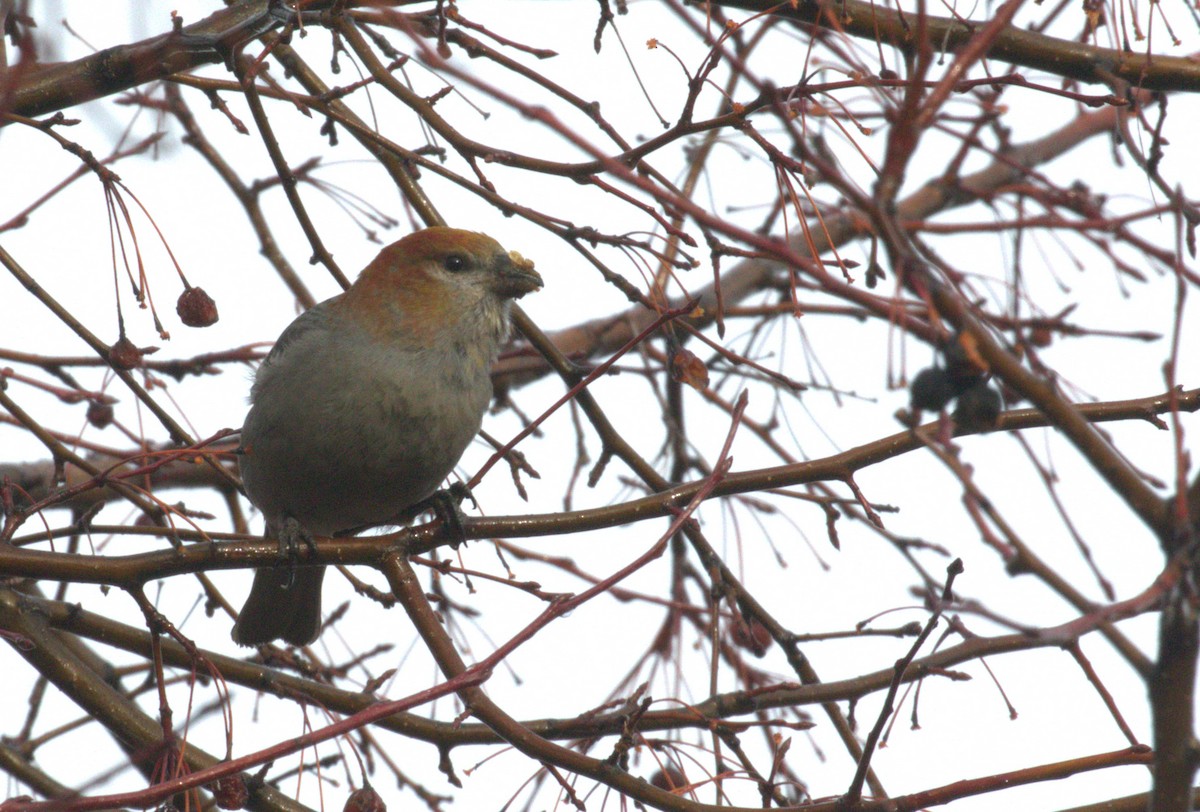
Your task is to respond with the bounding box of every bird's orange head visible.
[341,227,542,347]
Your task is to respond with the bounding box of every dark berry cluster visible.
[909,332,1003,432]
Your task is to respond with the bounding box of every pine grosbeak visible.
[232,227,542,646]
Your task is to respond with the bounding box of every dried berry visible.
[109,336,143,370]
[649,767,687,791]
[953,382,1002,432]
[344,786,386,812]
[177,286,219,327]
[86,400,114,429]
[1028,326,1053,347]
[729,616,773,657]
[669,346,709,392]
[909,367,957,412]
[213,774,249,810]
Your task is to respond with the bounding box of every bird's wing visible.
[261,296,342,363]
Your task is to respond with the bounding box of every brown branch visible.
[10,587,1153,755]
[5,1,287,118]
[716,0,1200,92]
[0,585,312,812]
[490,95,1137,388]
[5,387,1194,572]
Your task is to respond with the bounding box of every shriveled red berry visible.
[109,336,143,370]
[730,616,773,657]
[344,786,386,812]
[86,400,114,428]
[1029,326,1053,347]
[649,767,687,791]
[213,774,249,810]
[177,286,220,327]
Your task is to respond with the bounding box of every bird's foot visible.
[446,481,477,511]
[275,515,316,587]
[411,483,474,549]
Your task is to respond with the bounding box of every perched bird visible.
[232,227,543,646]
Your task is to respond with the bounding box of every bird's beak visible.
[492,250,544,298]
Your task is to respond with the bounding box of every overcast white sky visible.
[2,2,1199,810]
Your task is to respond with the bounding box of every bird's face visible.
[344,227,543,347]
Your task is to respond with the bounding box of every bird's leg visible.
[276,514,317,587]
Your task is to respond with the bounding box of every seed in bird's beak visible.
[509,250,535,272]
[495,251,544,297]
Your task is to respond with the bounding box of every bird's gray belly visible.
[240,368,488,534]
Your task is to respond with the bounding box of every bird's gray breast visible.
[239,318,493,533]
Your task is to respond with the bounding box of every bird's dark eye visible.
[443,254,467,272]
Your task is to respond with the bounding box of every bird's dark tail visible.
[231,565,326,646]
